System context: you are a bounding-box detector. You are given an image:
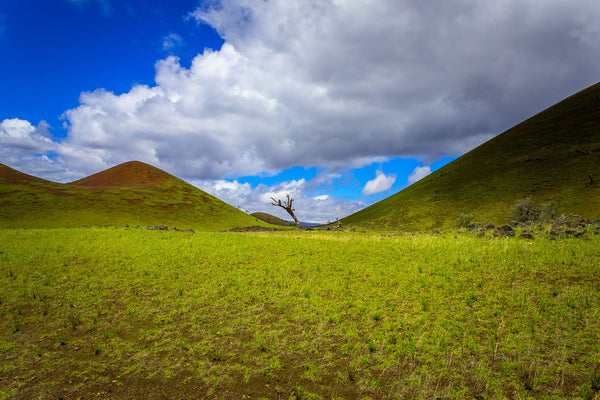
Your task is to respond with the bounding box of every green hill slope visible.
[0,161,269,231]
[251,212,293,226]
[342,82,600,231]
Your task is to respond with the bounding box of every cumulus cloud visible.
[362,170,396,196]
[407,166,432,185]
[194,178,363,223]
[1,119,53,165]
[0,119,75,181]
[9,0,600,185]
[0,119,53,150]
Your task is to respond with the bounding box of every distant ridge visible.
[342,82,600,230]
[0,161,271,231]
[70,161,172,188]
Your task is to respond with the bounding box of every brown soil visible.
[251,212,292,226]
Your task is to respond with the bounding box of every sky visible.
[1,0,600,223]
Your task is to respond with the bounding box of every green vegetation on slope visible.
[343,82,600,231]
[0,161,269,231]
[1,229,599,399]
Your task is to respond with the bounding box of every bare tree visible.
[271,194,301,228]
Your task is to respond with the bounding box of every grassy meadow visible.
[1,228,599,399]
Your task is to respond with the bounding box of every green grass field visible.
[1,229,599,399]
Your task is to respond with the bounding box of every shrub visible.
[57,332,68,346]
[511,197,537,222]
[93,343,103,355]
[456,213,474,229]
[538,202,558,222]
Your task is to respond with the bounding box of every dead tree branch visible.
[271,194,301,228]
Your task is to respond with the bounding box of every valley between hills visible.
[1,84,599,399]
[2,83,600,232]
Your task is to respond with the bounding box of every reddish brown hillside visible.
[251,212,292,226]
[0,163,54,185]
[69,161,174,188]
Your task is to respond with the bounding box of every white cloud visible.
[0,119,53,150]
[362,170,396,196]
[407,166,432,185]
[162,33,183,51]
[9,0,600,186]
[194,178,363,223]
[0,119,75,181]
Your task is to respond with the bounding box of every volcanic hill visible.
[251,212,293,226]
[70,161,172,188]
[342,82,600,231]
[0,161,269,231]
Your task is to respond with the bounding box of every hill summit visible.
[70,161,172,188]
[342,82,600,230]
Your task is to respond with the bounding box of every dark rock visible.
[226,226,280,232]
[520,230,534,239]
[159,225,169,231]
[565,219,579,228]
[565,216,587,228]
[565,227,585,237]
[496,225,515,237]
[146,225,158,230]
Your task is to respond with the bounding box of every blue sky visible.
[1,0,599,222]
[0,0,221,132]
